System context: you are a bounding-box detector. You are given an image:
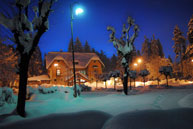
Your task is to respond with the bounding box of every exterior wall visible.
[48,60,70,85]
[87,60,103,81]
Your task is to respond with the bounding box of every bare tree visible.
[107,16,139,95]
[0,0,56,117]
[139,69,150,87]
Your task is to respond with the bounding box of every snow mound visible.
[0,110,112,129]
[179,93,193,108]
[102,108,193,129]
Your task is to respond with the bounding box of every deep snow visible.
[1,87,193,129]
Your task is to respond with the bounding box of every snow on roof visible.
[28,75,50,81]
[46,52,104,69]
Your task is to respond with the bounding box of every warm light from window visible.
[134,63,138,66]
[54,63,58,67]
[57,69,60,76]
[191,59,193,62]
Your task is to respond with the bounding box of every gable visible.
[46,52,104,69]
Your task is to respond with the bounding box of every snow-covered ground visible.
[1,86,193,128]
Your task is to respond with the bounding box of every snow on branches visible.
[107,16,139,67]
[0,0,56,55]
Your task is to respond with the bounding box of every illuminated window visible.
[57,69,60,76]
[54,63,58,67]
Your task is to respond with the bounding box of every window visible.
[93,60,96,63]
[80,70,86,75]
[93,65,98,68]
[56,69,60,76]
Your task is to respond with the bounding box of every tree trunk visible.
[123,67,128,95]
[105,81,107,89]
[129,78,132,90]
[114,77,116,90]
[166,75,168,88]
[134,78,135,88]
[16,54,30,117]
[143,77,145,87]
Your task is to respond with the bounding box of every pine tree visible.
[28,46,43,77]
[110,54,118,70]
[172,25,186,75]
[68,38,73,52]
[168,55,173,63]
[150,35,160,57]
[157,39,165,57]
[74,37,83,52]
[141,36,151,60]
[84,40,91,53]
[187,15,193,45]
[84,40,91,52]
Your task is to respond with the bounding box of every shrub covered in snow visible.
[0,87,16,107]
[38,86,58,94]
[26,86,36,100]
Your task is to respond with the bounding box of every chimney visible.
[60,49,63,52]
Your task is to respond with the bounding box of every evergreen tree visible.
[67,38,73,52]
[168,55,173,63]
[84,40,91,52]
[74,37,83,52]
[141,36,151,60]
[172,25,186,74]
[172,25,186,60]
[157,39,165,57]
[110,54,118,71]
[28,46,43,77]
[0,40,17,87]
[150,35,160,57]
[187,15,193,45]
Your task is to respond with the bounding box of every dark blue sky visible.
[38,0,193,59]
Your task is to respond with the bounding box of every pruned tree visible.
[128,70,137,89]
[139,69,149,87]
[107,16,139,95]
[100,73,109,89]
[108,70,120,90]
[0,0,57,117]
[159,66,173,87]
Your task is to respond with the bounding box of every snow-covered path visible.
[1,88,193,124]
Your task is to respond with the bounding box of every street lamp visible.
[70,3,84,97]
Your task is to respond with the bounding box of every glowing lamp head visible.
[191,59,193,62]
[75,8,84,15]
[134,63,138,66]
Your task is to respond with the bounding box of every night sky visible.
[4,0,193,59]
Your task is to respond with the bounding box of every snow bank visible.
[102,108,193,129]
[0,87,16,107]
[0,111,112,129]
[179,93,193,108]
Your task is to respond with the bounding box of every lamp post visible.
[70,3,84,97]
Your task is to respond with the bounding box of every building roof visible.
[28,75,50,81]
[46,52,104,69]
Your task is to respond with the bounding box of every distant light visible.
[54,63,58,67]
[75,8,84,15]
[191,59,193,62]
[134,63,138,66]
[138,59,142,63]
